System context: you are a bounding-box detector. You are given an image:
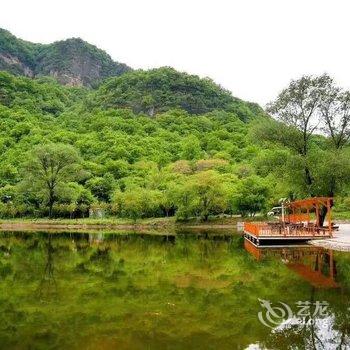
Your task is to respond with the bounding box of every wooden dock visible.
[244,222,332,246]
[244,197,334,246]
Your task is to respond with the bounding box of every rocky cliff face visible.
[0,29,131,87]
[0,52,34,77]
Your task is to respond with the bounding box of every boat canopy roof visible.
[287,197,333,209]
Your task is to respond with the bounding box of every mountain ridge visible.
[0,28,267,120]
[94,67,266,120]
[0,28,131,87]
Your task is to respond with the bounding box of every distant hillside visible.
[95,67,266,121]
[0,29,130,87]
[0,66,279,222]
[0,29,266,121]
[0,71,84,116]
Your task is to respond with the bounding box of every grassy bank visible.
[0,216,246,232]
[333,211,350,221]
[0,212,348,232]
[0,216,176,226]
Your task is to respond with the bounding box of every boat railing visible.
[244,222,332,237]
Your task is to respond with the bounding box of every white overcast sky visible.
[1,0,350,106]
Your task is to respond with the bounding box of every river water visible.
[0,229,349,349]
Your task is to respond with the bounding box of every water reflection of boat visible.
[244,239,339,288]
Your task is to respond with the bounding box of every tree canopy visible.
[0,70,349,220]
[95,67,266,120]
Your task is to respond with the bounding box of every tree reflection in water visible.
[38,234,57,300]
[0,230,348,349]
[244,239,350,349]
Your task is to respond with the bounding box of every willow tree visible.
[23,143,81,218]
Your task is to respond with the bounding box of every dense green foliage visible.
[35,38,130,86]
[259,74,350,224]
[0,69,275,219]
[0,29,38,72]
[0,68,349,220]
[0,71,82,114]
[95,67,265,119]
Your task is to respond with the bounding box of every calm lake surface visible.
[0,229,349,350]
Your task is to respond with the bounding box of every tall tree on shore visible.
[317,79,350,200]
[23,144,81,218]
[267,74,331,194]
[264,74,350,226]
[319,85,350,150]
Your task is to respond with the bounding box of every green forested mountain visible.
[0,31,349,220]
[0,69,276,219]
[0,29,38,74]
[95,67,265,120]
[0,29,130,87]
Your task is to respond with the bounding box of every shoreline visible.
[309,224,350,252]
[1,220,350,252]
[0,219,240,233]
